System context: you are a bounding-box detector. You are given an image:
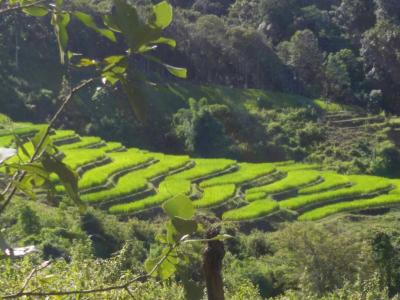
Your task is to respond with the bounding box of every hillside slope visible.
[2,120,400,227]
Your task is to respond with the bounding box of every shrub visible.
[18,205,41,235]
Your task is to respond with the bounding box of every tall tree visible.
[277,29,324,96]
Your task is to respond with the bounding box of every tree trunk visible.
[203,227,225,300]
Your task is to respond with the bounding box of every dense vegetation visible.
[2,0,400,169]
[2,121,400,298]
[2,0,400,299]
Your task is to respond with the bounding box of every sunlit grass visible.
[193,184,236,208]
[59,136,103,150]
[98,142,124,152]
[222,199,279,221]
[0,123,45,137]
[61,149,107,170]
[298,173,350,195]
[299,186,400,221]
[78,150,153,190]
[246,170,322,198]
[275,163,320,172]
[280,175,393,211]
[200,163,277,188]
[51,130,77,141]
[108,179,191,214]
[82,155,190,203]
[167,158,235,181]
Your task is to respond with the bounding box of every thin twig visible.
[2,243,179,298]
[0,0,49,15]
[0,78,96,215]
[19,261,52,294]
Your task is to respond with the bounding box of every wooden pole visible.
[203,227,225,300]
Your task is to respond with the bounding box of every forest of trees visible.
[2,0,400,114]
[0,0,400,163]
[166,0,400,113]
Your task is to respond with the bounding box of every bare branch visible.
[19,261,52,294]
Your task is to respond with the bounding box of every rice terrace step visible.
[2,122,400,226]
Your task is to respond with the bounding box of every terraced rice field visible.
[2,123,400,224]
[193,184,237,208]
[199,163,278,188]
[222,200,279,221]
[246,170,322,200]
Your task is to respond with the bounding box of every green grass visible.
[193,184,236,208]
[81,173,149,203]
[245,192,267,202]
[313,99,345,112]
[280,175,393,211]
[0,123,45,137]
[108,179,191,214]
[147,81,317,116]
[81,155,190,203]
[51,130,77,141]
[158,179,192,196]
[61,149,107,170]
[299,186,400,221]
[98,142,124,152]
[59,136,104,150]
[246,170,322,198]
[78,150,153,190]
[298,173,350,195]
[167,158,235,181]
[275,163,320,172]
[222,199,279,221]
[200,163,277,188]
[134,154,190,180]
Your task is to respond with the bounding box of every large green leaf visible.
[76,58,100,68]
[31,126,53,156]
[171,217,198,236]
[143,54,187,79]
[74,12,116,42]
[15,176,36,200]
[42,155,85,211]
[58,13,70,52]
[153,37,176,48]
[23,6,48,17]
[8,163,49,183]
[163,195,194,220]
[144,254,176,280]
[163,64,187,79]
[151,1,173,29]
[111,0,161,51]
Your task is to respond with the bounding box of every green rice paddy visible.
[222,200,279,221]
[246,170,322,199]
[200,163,277,188]
[280,175,393,211]
[193,184,236,208]
[2,123,400,223]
